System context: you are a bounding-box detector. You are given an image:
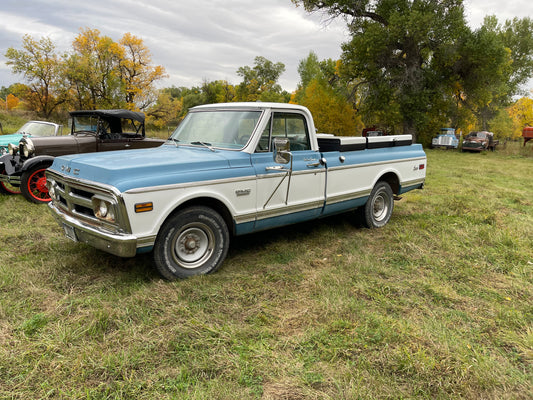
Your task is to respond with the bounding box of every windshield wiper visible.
[167,137,180,147]
[191,141,215,152]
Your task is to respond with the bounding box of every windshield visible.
[468,131,487,139]
[17,122,58,136]
[71,116,98,133]
[170,110,262,149]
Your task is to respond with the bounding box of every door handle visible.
[306,162,320,167]
[265,165,284,171]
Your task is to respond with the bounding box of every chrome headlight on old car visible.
[8,143,19,156]
[21,138,35,158]
[92,196,116,222]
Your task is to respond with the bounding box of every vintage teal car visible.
[0,120,62,194]
[0,120,63,155]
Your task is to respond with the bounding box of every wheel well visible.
[378,172,400,194]
[22,156,54,173]
[170,197,235,235]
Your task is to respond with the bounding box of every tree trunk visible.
[403,119,417,143]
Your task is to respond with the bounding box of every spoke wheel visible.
[21,164,52,203]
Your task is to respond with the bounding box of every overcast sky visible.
[0,0,531,93]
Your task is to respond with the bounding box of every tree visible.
[294,0,470,142]
[298,79,362,135]
[5,35,68,117]
[118,33,167,110]
[454,17,514,130]
[293,52,362,135]
[508,96,533,139]
[145,90,183,130]
[501,17,533,96]
[235,56,289,102]
[66,28,125,110]
[200,80,236,104]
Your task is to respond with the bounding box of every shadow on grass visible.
[56,211,366,285]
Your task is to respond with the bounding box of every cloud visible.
[0,0,530,93]
[0,0,347,91]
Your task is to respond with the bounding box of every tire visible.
[361,181,394,228]
[0,167,21,195]
[153,206,230,280]
[20,163,52,204]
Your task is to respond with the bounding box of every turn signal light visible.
[135,202,153,213]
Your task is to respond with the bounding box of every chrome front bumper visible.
[48,201,139,258]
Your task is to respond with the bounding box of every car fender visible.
[21,155,55,173]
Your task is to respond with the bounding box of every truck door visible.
[251,111,325,230]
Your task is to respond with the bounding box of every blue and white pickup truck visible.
[46,102,426,279]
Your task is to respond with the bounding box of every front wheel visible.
[153,206,230,280]
[21,163,52,203]
[361,181,394,228]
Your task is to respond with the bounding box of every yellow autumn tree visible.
[296,79,362,136]
[4,94,19,110]
[119,33,167,110]
[67,28,124,109]
[146,90,183,129]
[508,96,533,139]
[5,35,68,117]
[65,28,166,110]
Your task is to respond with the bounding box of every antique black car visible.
[0,109,164,203]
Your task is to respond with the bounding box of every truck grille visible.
[46,171,130,234]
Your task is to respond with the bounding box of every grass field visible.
[0,146,532,399]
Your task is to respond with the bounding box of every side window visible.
[255,112,311,152]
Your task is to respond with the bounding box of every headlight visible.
[8,143,19,156]
[22,138,35,158]
[92,197,116,222]
[98,201,108,217]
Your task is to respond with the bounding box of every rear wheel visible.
[0,167,21,195]
[154,206,230,280]
[361,181,394,228]
[21,163,52,203]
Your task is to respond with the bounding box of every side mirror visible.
[273,137,291,164]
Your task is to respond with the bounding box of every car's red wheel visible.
[0,167,21,195]
[21,164,52,203]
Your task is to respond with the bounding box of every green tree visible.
[455,17,513,130]
[235,56,289,102]
[145,90,183,130]
[501,17,533,96]
[293,0,469,142]
[5,35,68,117]
[293,52,362,135]
[201,80,236,104]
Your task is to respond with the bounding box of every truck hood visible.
[49,144,253,192]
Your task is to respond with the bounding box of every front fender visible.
[21,155,55,173]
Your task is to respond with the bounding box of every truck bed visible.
[317,134,413,152]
